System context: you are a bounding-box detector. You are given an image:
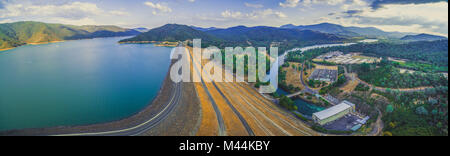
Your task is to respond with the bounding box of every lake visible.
[0,37,172,131]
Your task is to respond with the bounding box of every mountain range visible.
[0,21,141,50]
[400,33,448,42]
[280,23,419,39]
[121,24,347,48]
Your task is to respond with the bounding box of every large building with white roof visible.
[312,101,356,125]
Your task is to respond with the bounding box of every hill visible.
[401,33,448,42]
[121,24,348,48]
[0,21,141,50]
[133,28,150,33]
[190,26,219,31]
[206,25,345,46]
[119,24,222,45]
[281,23,415,38]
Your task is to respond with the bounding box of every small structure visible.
[312,101,356,125]
[308,69,338,83]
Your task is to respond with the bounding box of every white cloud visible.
[302,0,347,6]
[0,2,104,19]
[245,2,264,8]
[280,0,300,8]
[0,1,132,26]
[144,2,172,15]
[221,10,243,18]
[222,9,287,19]
[329,2,448,36]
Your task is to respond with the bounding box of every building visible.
[308,69,338,82]
[312,101,356,125]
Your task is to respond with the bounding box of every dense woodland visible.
[352,62,448,89]
[289,40,448,72]
[374,86,448,136]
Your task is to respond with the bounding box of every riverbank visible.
[0,47,15,51]
[27,41,65,45]
[0,59,201,136]
[0,41,65,52]
[119,41,178,47]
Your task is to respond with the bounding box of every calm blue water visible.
[276,88,324,117]
[294,98,325,117]
[275,88,290,96]
[0,37,172,131]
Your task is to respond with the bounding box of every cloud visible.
[109,10,130,16]
[0,1,131,26]
[370,0,448,9]
[342,10,363,17]
[336,2,448,36]
[144,2,172,15]
[0,2,104,19]
[222,9,287,19]
[245,2,264,8]
[221,10,243,18]
[280,0,300,8]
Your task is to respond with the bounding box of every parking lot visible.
[323,114,363,131]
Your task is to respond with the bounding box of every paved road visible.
[287,62,318,98]
[55,82,183,136]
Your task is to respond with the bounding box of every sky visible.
[0,0,448,36]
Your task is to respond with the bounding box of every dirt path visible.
[368,109,384,136]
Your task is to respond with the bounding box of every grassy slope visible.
[0,21,139,50]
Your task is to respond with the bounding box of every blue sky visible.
[0,0,448,36]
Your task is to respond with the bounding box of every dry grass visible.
[194,82,219,136]
[341,74,359,93]
[314,64,338,70]
[216,82,278,136]
[185,46,220,136]
[235,82,319,136]
[204,82,248,136]
[187,46,318,136]
[282,62,305,90]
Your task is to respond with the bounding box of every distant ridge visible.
[0,21,141,50]
[281,23,416,38]
[190,26,219,31]
[401,33,448,42]
[133,27,150,33]
[120,24,221,43]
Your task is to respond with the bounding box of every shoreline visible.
[0,41,65,52]
[0,47,15,51]
[119,41,178,47]
[0,59,179,136]
[27,41,65,45]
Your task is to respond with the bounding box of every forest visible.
[352,62,448,89]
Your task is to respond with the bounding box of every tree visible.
[383,131,393,136]
[415,106,429,116]
[386,105,394,113]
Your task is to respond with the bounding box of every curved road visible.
[287,62,318,98]
[55,82,183,136]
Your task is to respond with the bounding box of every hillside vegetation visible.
[120,24,349,48]
[0,21,140,50]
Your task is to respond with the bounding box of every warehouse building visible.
[312,101,356,125]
